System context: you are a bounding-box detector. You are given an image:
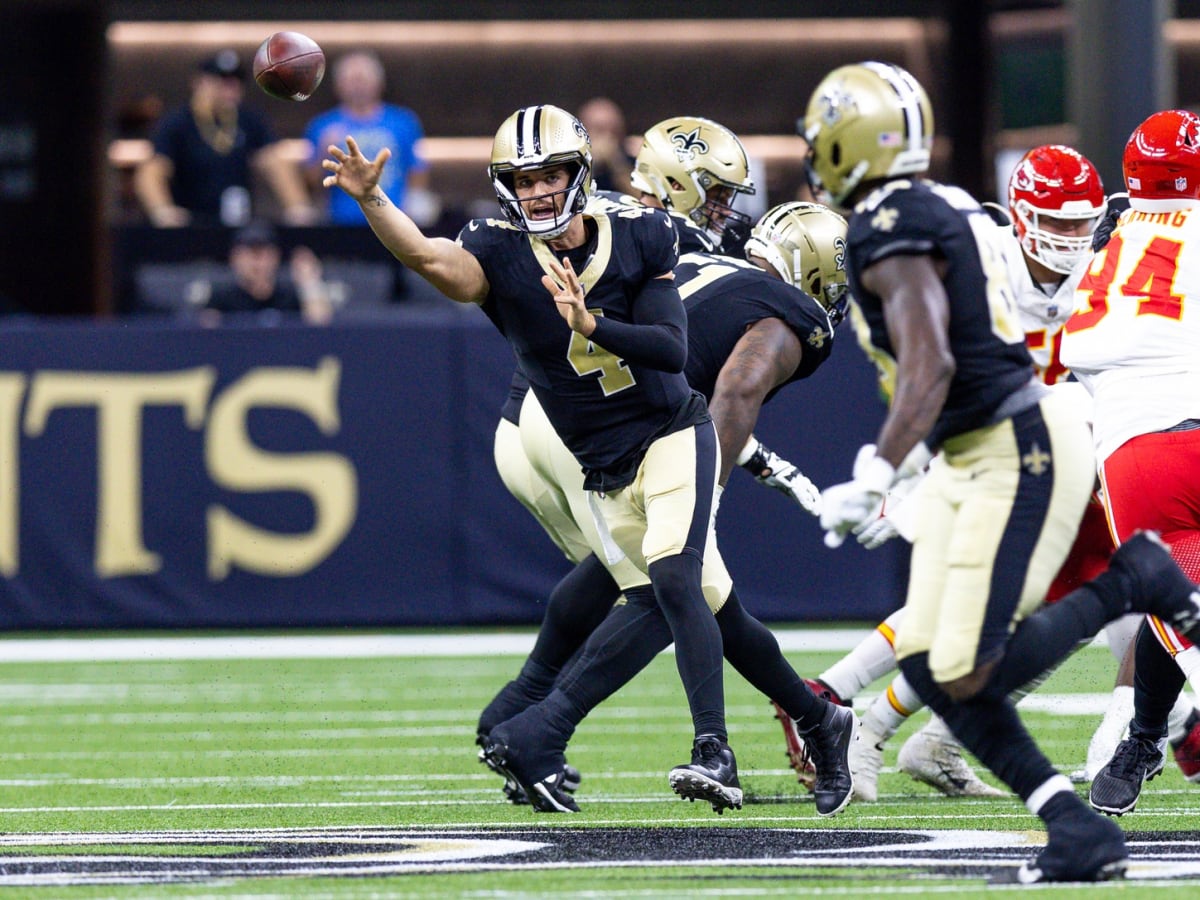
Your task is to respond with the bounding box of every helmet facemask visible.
[744,201,850,326]
[1013,201,1103,275]
[689,176,753,239]
[1008,144,1106,275]
[631,116,755,239]
[492,159,590,240]
[489,104,594,241]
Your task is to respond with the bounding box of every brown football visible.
[252,32,325,102]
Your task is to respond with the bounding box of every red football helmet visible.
[1008,144,1107,275]
[1123,109,1200,203]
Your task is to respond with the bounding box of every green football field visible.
[0,628,1198,898]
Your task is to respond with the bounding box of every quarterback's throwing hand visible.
[322,135,392,202]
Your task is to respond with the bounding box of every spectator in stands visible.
[133,49,317,228]
[304,50,437,228]
[578,96,636,195]
[198,220,332,326]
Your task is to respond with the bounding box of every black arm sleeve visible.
[587,276,687,372]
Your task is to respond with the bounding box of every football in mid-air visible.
[252,32,325,102]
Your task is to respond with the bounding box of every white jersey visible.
[1060,204,1200,462]
[998,225,1083,385]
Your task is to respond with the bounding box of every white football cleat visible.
[898,717,1005,798]
[849,722,885,802]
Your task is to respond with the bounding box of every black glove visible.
[1092,193,1131,252]
[719,217,751,258]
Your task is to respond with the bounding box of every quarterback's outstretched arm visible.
[323,136,488,304]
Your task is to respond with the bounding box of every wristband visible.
[735,437,760,467]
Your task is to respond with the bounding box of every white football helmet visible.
[489,105,593,240]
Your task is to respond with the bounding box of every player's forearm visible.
[708,390,761,485]
[359,188,484,303]
[586,275,687,371]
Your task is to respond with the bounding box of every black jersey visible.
[459,203,707,489]
[846,179,1034,447]
[590,190,718,255]
[676,252,835,403]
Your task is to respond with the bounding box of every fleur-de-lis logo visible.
[818,86,856,126]
[871,207,899,232]
[671,128,709,161]
[1022,442,1052,476]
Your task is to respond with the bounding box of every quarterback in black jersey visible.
[323,103,736,812]
[477,200,859,818]
[806,62,1200,884]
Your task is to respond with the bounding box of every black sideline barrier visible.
[0,311,903,630]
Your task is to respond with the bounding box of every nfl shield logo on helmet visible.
[1177,176,1189,191]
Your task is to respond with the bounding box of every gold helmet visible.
[629,116,756,236]
[803,62,933,206]
[489,104,593,239]
[744,201,850,326]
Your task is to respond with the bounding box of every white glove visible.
[854,462,928,549]
[820,444,896,548]
[737,437,821,516]
[855,514,900,550]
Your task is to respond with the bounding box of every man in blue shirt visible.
[304,51,434,227]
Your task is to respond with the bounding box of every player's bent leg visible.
[1075,684,1133,784]
[850,674,927,802]
[900,652,1128,883]
[1091,620,1181,814]
[816,610,905,704]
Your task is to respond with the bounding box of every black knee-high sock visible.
[981,581,1123,698]
[477,557,623,735]
[1131,620,1186,740]
[543,585,672,733]
[648,553,726,739]
[715,589,823,730]
[899,652,1059,802]
[529,555,622,671]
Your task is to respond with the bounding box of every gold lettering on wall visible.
[24,369,217,576]
[206,357,357,579]
[0,375,27,576]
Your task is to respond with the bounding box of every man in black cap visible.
[134,49,316,228]
[199,220,332,325]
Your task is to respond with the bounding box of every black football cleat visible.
[668,735,743,814]
[991,812,1128,883]
[1111,531,1200,643]
[800,702,857,817]
[1090,733,1167,816]
[477,731,581,806]
[481,722,580,813]
[477,731,529,805]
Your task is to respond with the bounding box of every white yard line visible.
[0,629,1110,663]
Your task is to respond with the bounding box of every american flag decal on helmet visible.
[862,61,928,154]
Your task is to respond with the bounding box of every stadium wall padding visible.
[0,311,905,630]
